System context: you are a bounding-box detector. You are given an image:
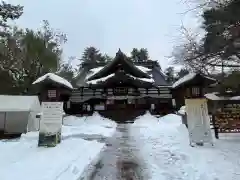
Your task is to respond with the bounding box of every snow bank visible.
[159,114,182,124]
[63,113,117,138]
[130,112,240,180]
[133,111,159,126]
[0,135,104,180]
[0,113,117,180]
[32,73,73,89]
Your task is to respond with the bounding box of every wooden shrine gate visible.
[212,100,240,138]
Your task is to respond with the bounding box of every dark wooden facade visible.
[68,86,173,114]
[67,50,174,116]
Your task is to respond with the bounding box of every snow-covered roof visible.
[205,92,240,101]
[172,73,216,89]
[128,74,154,83]
[136,65,151,73]
[0,95,40,112]
[86,66,152,81]
[85,67,104,80]
[90,67,104,74]
[172,73,196,88]
[86,73,154,85]
[86,73,115,84]
[32,73,73,89]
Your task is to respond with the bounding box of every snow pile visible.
[0,132,104,180]
[130,112,240,180]
[133,111,159,126]
[63,115,87,126]
[160,114,182,124]
[32,73,73,89]
[178,106,186,115]
[63,112,117,138]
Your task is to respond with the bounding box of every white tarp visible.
[185,98,213,145]
[40,102,63,135]
[0,95,40,132]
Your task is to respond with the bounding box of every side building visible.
[66,50,174,116]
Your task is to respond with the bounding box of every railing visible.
[70,87,172,102]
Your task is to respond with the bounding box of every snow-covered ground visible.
[130,112,240,180]
[2,110,240,180]
[0,113,116,180]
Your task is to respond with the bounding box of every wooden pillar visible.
[212,101,219,139]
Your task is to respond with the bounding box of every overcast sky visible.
[9,0,199,70]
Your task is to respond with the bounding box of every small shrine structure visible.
[32,73,73,147]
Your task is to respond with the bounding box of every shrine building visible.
[66,49,174,118]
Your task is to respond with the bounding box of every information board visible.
[40,102,63,135]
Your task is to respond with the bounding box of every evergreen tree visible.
[177,68,189,80]
[57,60,75,85]
[139,48,149,61]
[0,1,23,36]
[130,48,149,61]
[164,66,176,83]
[0,20,67,94]
[131,48,139,61]
[80,46,100,63]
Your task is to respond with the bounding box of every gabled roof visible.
[32,73,73,89]
[87,49,151,81]
[151,66,169,86]
[75,64,169,88]
[172,73,216,89]
[86,72,154,88]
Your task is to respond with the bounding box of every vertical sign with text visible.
[38,102,63,147]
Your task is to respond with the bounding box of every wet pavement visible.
[89,123,142,180]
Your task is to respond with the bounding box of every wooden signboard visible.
[185,98,213,146]
[38,102,63,147]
